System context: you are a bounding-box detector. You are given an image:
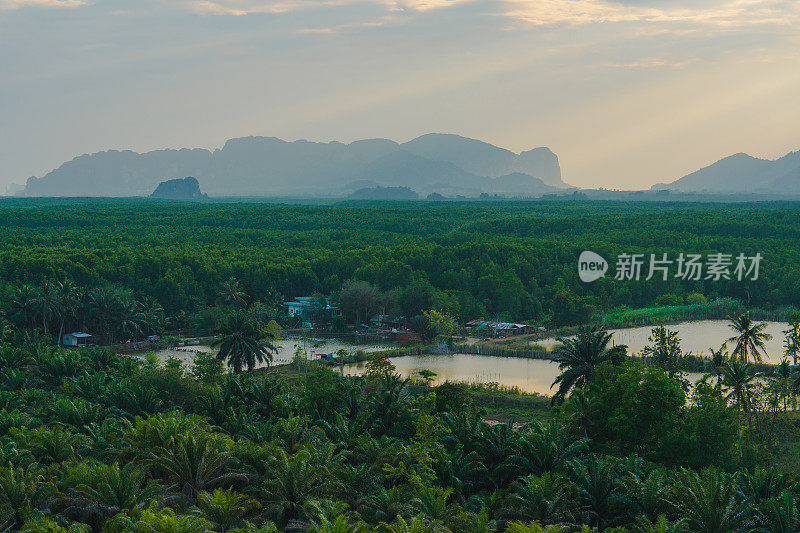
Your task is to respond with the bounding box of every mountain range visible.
[652,150,800,194]
[20,134,569,198]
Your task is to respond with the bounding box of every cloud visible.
[390,0,472,12]
[0,0,84,9]
[188,0,358,15]
[297,16,391,33]
[187,0,469,15]
[602,58,699,69]
[502,0,798,27]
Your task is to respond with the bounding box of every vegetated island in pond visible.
[149,177,208,199]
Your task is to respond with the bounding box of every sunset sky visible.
[2,0,799,191]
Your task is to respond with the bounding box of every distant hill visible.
[652,150,800,194]
[348,186,418,200]
[150,177,207,199]
[21,134,569,198]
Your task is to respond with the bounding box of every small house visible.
[368,315,404,330]
[466,320,531,338]
[283,296,341,328]
[63,332,93,347]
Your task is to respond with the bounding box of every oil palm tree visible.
[258,448,334,524]
[154,436,246,503]
[0,466,52,529]
[506,472,572,525]
[672,468,753,532]
[212,310,278,373]
[567,454,624,530]
[757,491,800,533]
[550,327,627,405]
[196,488,260,532]
[726,312,772,363]
[502,421,588,478]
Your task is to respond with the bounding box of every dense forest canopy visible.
[0,199,797,325]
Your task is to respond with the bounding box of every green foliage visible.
[584,361,685,456]
[1,199,796,330]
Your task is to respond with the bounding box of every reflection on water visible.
[154,338,395,369]
[540,320,790,363]
[343,354,714,397]
[345,354,561,396]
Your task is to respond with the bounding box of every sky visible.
[2,0,800,192]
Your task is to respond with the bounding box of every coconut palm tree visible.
[550,327,627,405]
[212,310,278,373]
[32,280,60,337]
[217,277,248,307]
[709,346,728,384]
[87,286,121,344]
[8,284,40,330]
[726,312,772,363]
[721,360,758,412]
[55,279,81,346]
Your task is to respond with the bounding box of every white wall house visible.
[63,332,93,346]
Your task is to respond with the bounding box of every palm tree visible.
[8,284,40,330]
[502,421,588,478]
[196,488,260,532]
[721,360,758,412]
[64,462,161,519]
[722,359,759,460]
[672,468,753,532]
[757,491,800,533]
[506,472,572,525]
[550,327,627,404]
[726,312,772,363]
[154,436,246,503]
[137,297,165,336]
[567,454,624,530]
[0,467,52,529]
[217,277,248,307]
[55,279,81,346]
[709,346,728,384]
[258,448,333,524]
[114,291,144,342]
[88,286,121,344]
[212,310,278,373]
[32,280,60,337]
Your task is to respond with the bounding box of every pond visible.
[342,353,707,396]
[153,337,396,369]
[537,320,791,363]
